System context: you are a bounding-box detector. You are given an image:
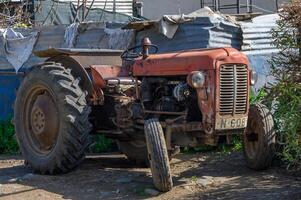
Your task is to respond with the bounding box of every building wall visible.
[60,0,133,16]
[140,0,288,20]
[140,0,200,20]
[220,0,288,14]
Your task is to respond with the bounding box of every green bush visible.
[267,0,301,170]
[0,121,19,154]
[265,82,301,169]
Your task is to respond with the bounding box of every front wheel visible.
[243,103,275,170]
[144,119,173,192]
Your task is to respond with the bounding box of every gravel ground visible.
[0,152,300,200]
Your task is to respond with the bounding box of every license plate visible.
[215,116,248,130]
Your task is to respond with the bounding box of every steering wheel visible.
[121,44,159,61]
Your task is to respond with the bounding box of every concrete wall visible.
[140,0,288,20]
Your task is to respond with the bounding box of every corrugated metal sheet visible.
[239,14,279,91]
[60,0,133,16]
[34,0,134,26]
[135,17,242,53]
[135,14,279,54]
[134,13,279,91]
[240,14,279,55]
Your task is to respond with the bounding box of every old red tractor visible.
[14,38,275,191]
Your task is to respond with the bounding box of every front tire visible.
[145,119,173,192]
[14,62,92,174]
[243,103,275,170]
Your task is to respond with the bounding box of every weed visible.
[0,121,19,154]
[89,135,114,153]
[135,187,147,196]
[191,176,198,182]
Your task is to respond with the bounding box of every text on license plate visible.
[215,116,248,130]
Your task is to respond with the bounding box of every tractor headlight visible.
[250,70,258,86]
[191,71,205,88]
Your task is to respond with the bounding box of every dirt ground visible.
[0,151,300,200]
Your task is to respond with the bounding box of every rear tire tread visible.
[15,62,92,174]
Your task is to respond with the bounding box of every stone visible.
[184,185,193,192]
[20,173,44,181]
[197,176,215,187]
[7,178,18,183]
[198,157,206,162]
[22,173,35,180]
[178,177,190,183]
[86,188,95,192]
[144,188,160,196]
[99,191,111,198]
[116,177,132,183]
[263,175,276,180]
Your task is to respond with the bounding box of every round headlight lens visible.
[250,70,258,86]
[191,71,205,88]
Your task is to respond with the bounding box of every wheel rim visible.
[24,84,59,156]
[244,118,260,160]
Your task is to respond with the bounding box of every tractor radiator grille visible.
[219,64,248,115]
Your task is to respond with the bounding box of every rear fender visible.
[34,48,123,96]
[46,55,94,96]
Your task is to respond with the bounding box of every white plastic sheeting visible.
[2,29,39,72]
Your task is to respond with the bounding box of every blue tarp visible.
[0,72,21,121]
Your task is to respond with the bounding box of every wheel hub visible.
[30,92,59,152]
[31,107,46,135]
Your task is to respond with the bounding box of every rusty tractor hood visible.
[132,47,249,76]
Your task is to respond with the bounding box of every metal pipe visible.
[215,0,219,11]
[143,109,186,115]
[113,0,116,13]
[82,0,86,22]
[250,0,253,13]
[106,78,137,85]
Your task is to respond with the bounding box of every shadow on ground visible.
[0,152,300,200]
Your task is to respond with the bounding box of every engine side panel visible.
[132,48,246,76]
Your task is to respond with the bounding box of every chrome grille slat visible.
[219,64,248,115]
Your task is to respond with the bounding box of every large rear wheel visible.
[144,119,173,192]
[243,103,275,170]
[14,62,92,174]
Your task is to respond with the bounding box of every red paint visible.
[90,65,129,88]
[132,48,246,76]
